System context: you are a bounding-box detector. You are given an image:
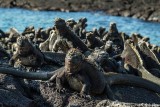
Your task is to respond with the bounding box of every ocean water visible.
[0,8,160,45]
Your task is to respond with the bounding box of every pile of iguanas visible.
[0,17,160,102]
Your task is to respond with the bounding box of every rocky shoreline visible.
[0,0,160,22]
[0,16,160,106]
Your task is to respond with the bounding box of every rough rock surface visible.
[0,74,36,107]
[0,58,160,106]
[0,0,160,22]
[0,70,160,107]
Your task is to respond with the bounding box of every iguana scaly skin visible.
[85,32,104,49]
[9,36,61,70]
[87,49,122,73]
[151,45,160,62]
[137,41,160,77]
[73,17,87,39]
[103,22,123,49]
[9,36,45,69]
[138,41,160,68]
[121,40,160,86]
[53,18,89,53]
[39,18,89,53]
[0,65,159,94]
[0,48,160,100]
[49,48,160,99]
[39,29,57,52]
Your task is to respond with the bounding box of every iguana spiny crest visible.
[65,48,85,74]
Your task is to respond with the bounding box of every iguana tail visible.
[105,73,160,94]
[0,66,64,80]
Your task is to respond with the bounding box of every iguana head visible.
[16,36,32,54]
[107,22,124,47]
[66,18,77,28]
[98,27,106,35]
[109,22,118,34]
[65,48,84,75]
[104,40,113,52]
[121,39,143,69]
[78,17,87,28]
[131,33,139,46]
[79,17,87,24]
[89,49,109,65]
[7,28,20,42]
[138,41,160,63]
[86,32,95,41]
[23,26,35,33]
[54,18,66,29]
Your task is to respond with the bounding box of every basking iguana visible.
[138,41,160,77]
[121,40,160,85]
[130,35,160,77]
[48,48,160,100]
[85,32,104,49]
[9,36,62,70]
[103,22,123,50]
[0,48,160,101]
[39,18,89,53]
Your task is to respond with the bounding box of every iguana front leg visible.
[56,70,67,93]
[9,53,19,66]
[76,73,91,98]
[49,67,65,82]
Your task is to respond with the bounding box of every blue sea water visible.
[0,8,160,45]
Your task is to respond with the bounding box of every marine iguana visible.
[137,41,160,77]
[49,48,160,100]
[151,45,160,62]
[121,40,160,85]
[33,27,52,44]
[0,48,160,100]
[87,49,124,73]
[39,18,89,53]
[73,17,87,39]
[66,18,77,29]
[85,31,104,49]
[128,35,160,77]
[9,36,62,70]
[52,18,89,53]
[103,22,123,49]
